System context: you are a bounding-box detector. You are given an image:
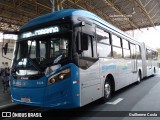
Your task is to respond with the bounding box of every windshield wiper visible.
[27,58,44,72]
[54,55,63,64]
[12,57,44,72]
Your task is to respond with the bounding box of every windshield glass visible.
[12,33,70,75]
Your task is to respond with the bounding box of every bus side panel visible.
[140,43,147,78]
[99,58,134,91]
[80,60,101,106]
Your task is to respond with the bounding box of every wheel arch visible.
[138,69,142,80]
[154,67,156,73]
[106,74,115,92]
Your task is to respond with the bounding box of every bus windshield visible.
[12,33,70,74]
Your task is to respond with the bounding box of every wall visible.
[0,39,15,68]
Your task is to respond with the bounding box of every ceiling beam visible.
[144,0,152,7]
[67,0,125,30]
[134,0,155,28]
[0,16,25,26]
[33,0,51,10]
[0,2,36,17]
[148,3,158,14]
[14,0,25,8]
[102,0,139,30]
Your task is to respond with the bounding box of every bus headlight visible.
[48,68,71,85]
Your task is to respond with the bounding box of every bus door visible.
[77,22,101,106]
[130,43,137,73]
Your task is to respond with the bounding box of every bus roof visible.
[20,9,138,43]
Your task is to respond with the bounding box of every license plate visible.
[21,97,31,102]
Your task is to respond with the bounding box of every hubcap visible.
[104,83,111,98]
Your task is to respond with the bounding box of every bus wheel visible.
[154,67,156,74]
[102,79,112,102]
[136,71,141,84]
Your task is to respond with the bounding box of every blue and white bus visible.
[9,9,159,108]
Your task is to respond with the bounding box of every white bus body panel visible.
[80,61,102,106]
[80,56,142,106]
[141,42,159,78]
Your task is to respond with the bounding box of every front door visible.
[77,23,101,106]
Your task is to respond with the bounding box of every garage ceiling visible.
[0,0,160,32]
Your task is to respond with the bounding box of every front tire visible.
[101,78,112,102]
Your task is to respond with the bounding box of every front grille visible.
[13,74,44,80]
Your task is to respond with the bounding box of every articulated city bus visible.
[8,9,158,108]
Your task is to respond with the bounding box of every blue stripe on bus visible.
[102,64,128,71]
[102,65,116,71]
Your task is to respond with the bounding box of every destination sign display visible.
[21,26,59,39]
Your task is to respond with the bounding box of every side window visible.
[152,51,154,60]
[96,28,110,44]
[123,39,129,49]
[152,51,157,60]
[112,34,121,47]
[149,49,152,60]
[130,43,136,59]
[82,34,93,58]
[156,52,158,60]
[122,39,130,59]
[136,45,141,59]
[112,34,122,58]
[97,43,111,57]
[96,28,111,58]
[146,49,148,60]
[112,47,123,58]
[146,49,152,60]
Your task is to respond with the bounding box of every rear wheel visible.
[154,67,156,74]
[136,71,141,84]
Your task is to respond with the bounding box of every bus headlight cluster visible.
[47,68,71,85]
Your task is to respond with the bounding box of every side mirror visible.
[3,43,8,55]
[77,32,88,52]
[81,33,88,50]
